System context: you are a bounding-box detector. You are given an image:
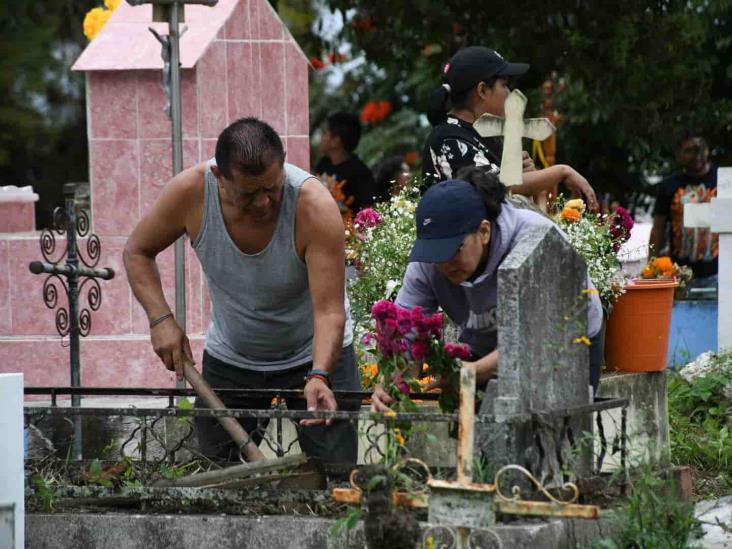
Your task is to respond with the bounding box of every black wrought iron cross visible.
[28,184,115,399]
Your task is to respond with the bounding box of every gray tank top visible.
[192,161,353,371]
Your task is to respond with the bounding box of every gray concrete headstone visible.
[477,224,592,484]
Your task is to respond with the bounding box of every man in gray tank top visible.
[124,118,361,464]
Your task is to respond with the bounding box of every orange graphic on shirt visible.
[669,183,718,263]
[320,173,354,225]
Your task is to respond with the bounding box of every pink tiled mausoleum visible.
[0,0,310,388]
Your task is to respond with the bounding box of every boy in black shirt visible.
[650,132,718,283]
[315,112,376,220]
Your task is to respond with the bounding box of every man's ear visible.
[478,220,491,245]
[211,165,222,179]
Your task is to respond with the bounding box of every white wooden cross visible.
[683,167,732,349]
[473,89,556,187]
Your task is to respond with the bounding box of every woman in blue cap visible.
[372,166,603,411]
[421,46,598,210]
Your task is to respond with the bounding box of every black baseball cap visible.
[443,46,529,94]
[408,179,488,263]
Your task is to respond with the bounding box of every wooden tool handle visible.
[183,361,265,462]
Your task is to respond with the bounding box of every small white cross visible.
[473,89,555,187]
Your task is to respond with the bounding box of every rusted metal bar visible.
[497,499,600,519]
[24,386,440,402]
[24,407,459,423]
[331,488,427,509]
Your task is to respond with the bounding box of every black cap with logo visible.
[443,46,529,94]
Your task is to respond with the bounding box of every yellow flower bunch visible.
[83,0,122,41]
[560,198,586,222]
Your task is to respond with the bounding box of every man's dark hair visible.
[215,118,285,178]
[326,112,362,152]
[675,130,707,152]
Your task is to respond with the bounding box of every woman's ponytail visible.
[426,83,452,126]
[455,165,506,220]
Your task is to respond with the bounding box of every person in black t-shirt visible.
[421,46,597,209]
[650,132,718,283]
[315,112,376,221]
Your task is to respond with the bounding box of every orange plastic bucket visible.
[604,279,678,372]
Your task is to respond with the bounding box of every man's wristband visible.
[305,369,331,387]
[149,312,174,329]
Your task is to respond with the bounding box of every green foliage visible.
[555,198,627,311]
[593,467,703,549]
[317,0,732,195]
[329,506,363,538]
[30,474,56,512]
[0,1,94,227]
[347,184,418,324]
[668,354,732,480]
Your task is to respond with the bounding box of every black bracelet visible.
[149,312,174,329]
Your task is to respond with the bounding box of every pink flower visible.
[411,340,428,361]
[371,300,397,322]
[396,307,414,335]
[354,208,382,231]
[361,332,375,345]
[444,342,472,360]
[610,207,634,252]
[397,381,410,395]
[415,312,443,339]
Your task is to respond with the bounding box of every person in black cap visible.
[421,46,598,209]
[371,166,603,411]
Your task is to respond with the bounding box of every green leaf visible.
[88,459,102,479]
[177,398,194,410]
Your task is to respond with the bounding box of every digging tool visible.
[183,360,266,462]
[153,361,326,489]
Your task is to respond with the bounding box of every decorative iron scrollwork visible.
[494,464,579,504]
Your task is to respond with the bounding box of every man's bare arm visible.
[299,178,347,375]
[123,163,205,377]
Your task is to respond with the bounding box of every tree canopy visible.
[306,0,731,196]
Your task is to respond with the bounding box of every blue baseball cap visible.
[408,179,488,263]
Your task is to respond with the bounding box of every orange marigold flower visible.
[653,257,673,272]
[641,265,655,278]
[405,151,419,165]
[561,206,581,222]
[565,198,586,213]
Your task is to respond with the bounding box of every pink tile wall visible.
[0,337,205,387]
[0,203,36,232]
[223,0,249,39]
[90,139,140,237]
[88,72,137,139]
[9,238,64,336]
[198,41,228,138]
[227,41,260,121]
[137,70,198,139]
[285,136,311,172]
[259,43,286,134]
[285,43,309,136]
[0,240,9,334]
[258,0,284,40]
